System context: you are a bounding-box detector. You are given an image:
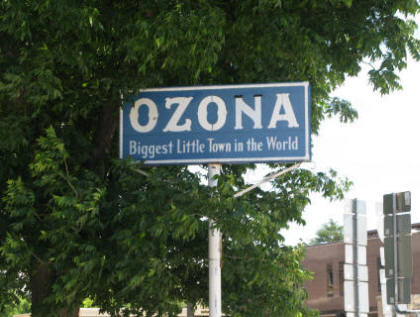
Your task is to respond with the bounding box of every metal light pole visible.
[208,163,222,317]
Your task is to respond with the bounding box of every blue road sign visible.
[120,82,311,165]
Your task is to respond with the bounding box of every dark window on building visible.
[327,264,334,297]
[338,261,344,296]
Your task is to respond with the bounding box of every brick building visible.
[303,225,420,316]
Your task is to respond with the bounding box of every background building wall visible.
[303,242,344,314]
[303,229,420,316]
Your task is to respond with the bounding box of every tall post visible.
[392,194,399,311]
[344,199,369,317]
[383,192,413,314]
[353,200,360,316]
[208,163,222,317]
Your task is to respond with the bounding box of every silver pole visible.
[208,163,222,317]
[393,193,399,311]
[353,199,360,316]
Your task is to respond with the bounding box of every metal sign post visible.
[382,192,420,315]
[343,199,369,317]
[208,163,222,317]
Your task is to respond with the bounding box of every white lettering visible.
[129,98,158,133]
[128,92,302,134]
[234,96,262,130]
[246,137,263,151]
[163,97,193,132]
[129,140,137,155]
[268,93,299,128]
[198,96,227,131]
[127,141,174,159]
[207,138,232,153]
[266,136,298,151]
[176,139,205,153]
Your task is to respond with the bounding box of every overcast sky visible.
[281,53,420,245]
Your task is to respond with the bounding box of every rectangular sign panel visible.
[120,82,311,164]
[387,277,411,304]
[384,235,412,278]
[384,214,411,237]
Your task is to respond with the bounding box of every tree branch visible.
[63,157,79,199]
[88,100,119,168]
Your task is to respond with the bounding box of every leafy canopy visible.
[0,0,419,316]
[309,219,344,245]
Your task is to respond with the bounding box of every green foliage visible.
[81,298,94,308]
[0,294,31,317]
[0,0,418,316]
[309,219,344,245]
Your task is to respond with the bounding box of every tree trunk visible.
[30,261,79,317]
[30,262,55,317]
[187,303,194,317]
[88,101,119,169]
[59,307,80,317]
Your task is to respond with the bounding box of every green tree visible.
[0,1,419,317]
[0,294,30,317]
[309,219,344,245]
